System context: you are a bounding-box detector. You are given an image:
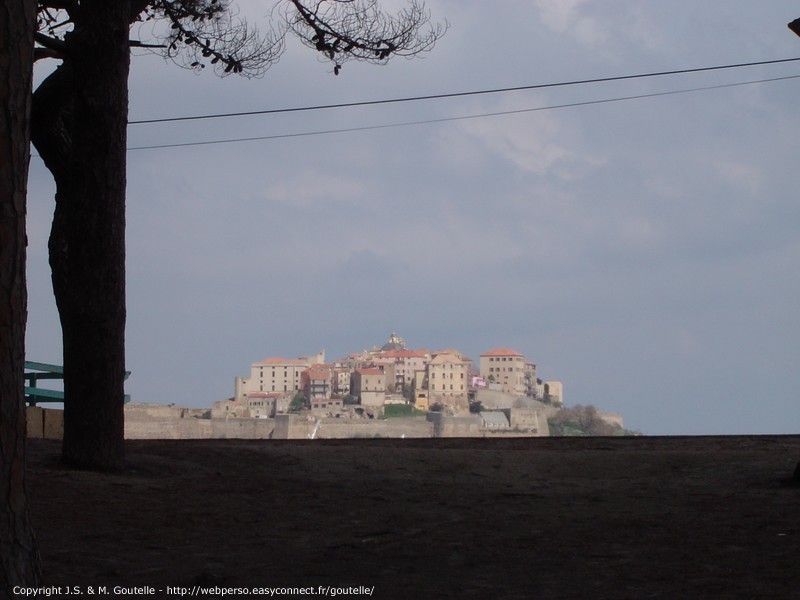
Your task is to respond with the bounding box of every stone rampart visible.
[124,404,274,440]
[508,408,550,436]
[476,389,518,409]
[271,415,434,439]
[273,414,308,439]
[29,403,563,441]
[427,413,483,437]
[26,407,64,440]
[316,417,433,439]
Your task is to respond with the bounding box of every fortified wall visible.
[27,403,551,441]
[124,403,274,439]
[272,415,434,439]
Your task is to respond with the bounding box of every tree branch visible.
[34,47,62,61]
[34,31,67,57]
[283,0,445,74]
[129,40,167,49]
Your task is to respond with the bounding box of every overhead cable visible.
[127,74,800,151]
[128,56,800,125]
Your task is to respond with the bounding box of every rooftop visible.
[257,357,307,365]
[481,348,523,357]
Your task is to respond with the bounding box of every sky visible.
[25,0,800,435]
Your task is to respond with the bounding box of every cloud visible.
[444,97,603,180]
[534,0,600,42]
[263,173,370,209]
[532,0,673,58]
[711,160,763,196]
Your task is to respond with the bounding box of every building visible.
[374,348,430,391]
[427,351,469,413]
[412,369,429,411]
[381,332,406,352]
[351,368,386,407]
[245,392,282,418]
[310,396,343,412]
[543,380,564,406]
[301,365,333,402]
[332,367,351,395]
[235,351,325,402]
[524,361,539,398]
[470,375,486,389]
[479,348,526,395]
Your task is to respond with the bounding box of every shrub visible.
[548,405,631,436]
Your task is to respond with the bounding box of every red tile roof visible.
[355,368,384,376]
[480,348,523,357]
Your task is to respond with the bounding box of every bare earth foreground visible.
[25,435,800,599]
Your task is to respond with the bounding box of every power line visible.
[128,56,800,126]
[127,74,800,152]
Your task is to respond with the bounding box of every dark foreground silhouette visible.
[26,436,800,599]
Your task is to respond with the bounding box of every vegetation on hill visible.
[289,393,306,412]
[548,405,640,437]
[382,404,426,419]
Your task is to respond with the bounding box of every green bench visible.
[25,361,131,406]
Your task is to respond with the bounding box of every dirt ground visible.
[24,435,800,599]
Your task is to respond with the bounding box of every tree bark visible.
[0,0,43,591]
[31,1,131,471]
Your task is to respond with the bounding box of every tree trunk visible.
[0,0,43,591]
[31,1,132,471]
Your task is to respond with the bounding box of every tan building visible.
[479,348,526,395]
[235,351,325,402]
[427,351,469,413]
[374,348,430,390]
[310,396,343,412]
[351,368,386,407]
[543,380,564,406]
[246,392,283,418]
[412,369,429,411]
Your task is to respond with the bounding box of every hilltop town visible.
[231,333,563,416]
[113,333,625,440]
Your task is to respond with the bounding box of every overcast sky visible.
[26,1,800,435]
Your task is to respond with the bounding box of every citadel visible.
[122,333,580,440]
